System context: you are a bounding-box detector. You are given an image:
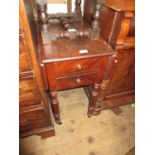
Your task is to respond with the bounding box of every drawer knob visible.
[76,78,81,84]
[77,64,82,70]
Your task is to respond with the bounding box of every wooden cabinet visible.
[84,0,135,112]
[100,0,135,97]
[19,0,55,138]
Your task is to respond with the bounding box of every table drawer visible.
[55,57,108,77]
[56,72,98,90]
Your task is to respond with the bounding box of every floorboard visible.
[20,88,135,155]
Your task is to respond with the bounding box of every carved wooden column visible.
[87,83,100,117]
[95,80,110,111]
[50,91,62,124]
[116,11,135,50]
[36,0,48,24]
[67,0,72,17]
[91,0,102,39]
[74,0,82,20]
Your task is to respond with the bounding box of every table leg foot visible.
[50,91,62,124]
[87,83,99,117]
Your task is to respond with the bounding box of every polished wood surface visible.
[99,2,135,50]
[19,78,40,108]
[19,0,55,138]
[83,0,135,113]
[98,0,135,111]
[41,38,114,62]
[104,0,135,11]
[39,20,115,123]
[20,0,135,130]
[106,49,135,96]
[43,51,114,123]
[54,57,109,77]
[19,33,32,72]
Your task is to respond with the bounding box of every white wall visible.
[47,0,84,14]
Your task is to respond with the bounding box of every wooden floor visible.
[20,88,135,155]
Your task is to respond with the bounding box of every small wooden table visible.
[39,37,115,124]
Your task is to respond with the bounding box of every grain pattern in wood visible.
[19,78,40,108]
[104,0,135,11]
[106,49,135,96]
[83,0,135,113]
[19,0,55,138]
[19,32,32,73]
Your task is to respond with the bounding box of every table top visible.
[40,37,115,63]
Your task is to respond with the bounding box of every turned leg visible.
[87,83,100,117]
[92,79,110,113]
[97,80,110,104]
[75,0,82,19]
[50,91,62,124]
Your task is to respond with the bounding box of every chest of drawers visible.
[39,38,115,124]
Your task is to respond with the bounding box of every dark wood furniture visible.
[36,0,117,124]
[19,0,135,135]
[37,0,135,123]
[19,0,55,138]
[39,36,115,124]
[84,0,135,112]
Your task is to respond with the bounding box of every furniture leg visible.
[93,80,110,113]
[87,83,100,117]
[50,91,62,124]
[97,80,110,103]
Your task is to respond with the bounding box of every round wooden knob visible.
[77,64,82,70]
[115,60,118,63]
[76,78,81,84]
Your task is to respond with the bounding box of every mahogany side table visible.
[39,37,115,124]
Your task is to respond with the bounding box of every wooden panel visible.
[19,0,55,138]
[83,0,95,23]
[40,64,49,90]
[99,6,116,43]
[19,33,32,73]
[100,5,124,49]
[116,12,134,49]
[56,72,98,90]
[104,0,135,11]
[127,16,135,37]
[20,0,52,117]
[100,5,134,50]
[19,110,50,136]
[55,57,108,77]
[106,49,135,95]
[19,78,41,108]
[23,0,38,47]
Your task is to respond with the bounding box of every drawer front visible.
[19,78,41,108]
[56,72,99,90]
[19,33,32,73]
[55,57,108,77]
[19,110,49,136]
